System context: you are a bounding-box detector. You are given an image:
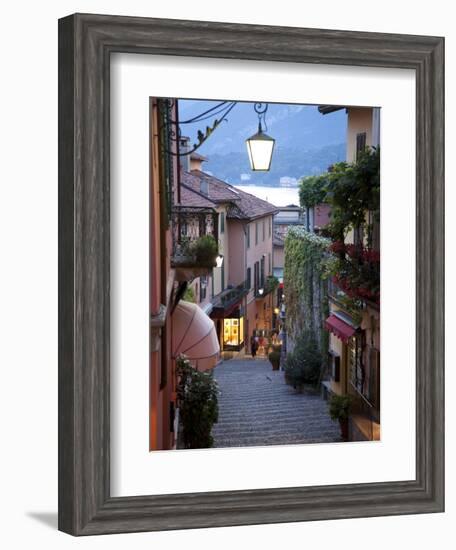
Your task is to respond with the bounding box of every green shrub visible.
[176,356,219,449]
[284,332,322,390]
[328,394,352,422]
[190,234,218,265]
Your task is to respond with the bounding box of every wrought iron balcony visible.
[348,385,380,441]
[211,280,249,318]
[170,206,219,273]
[328,278,347,305]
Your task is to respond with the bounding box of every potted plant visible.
[284,332,322,392]
[268,350,281,371]
[189,234,219,266]
[328,394,352,441]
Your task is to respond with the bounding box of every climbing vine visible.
[324,148,380,242]
[284,227,331,357]
[297,147,380,307]
[299,173,329,209]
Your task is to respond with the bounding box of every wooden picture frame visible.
[58,13,444,535]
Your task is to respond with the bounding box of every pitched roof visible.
[182,171,240,203]
[228,185,278,220]
[178,184,216,208]
[182,170,278,221]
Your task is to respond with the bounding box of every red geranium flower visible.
[330,240,346,254]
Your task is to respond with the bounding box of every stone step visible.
[212,359,340,448]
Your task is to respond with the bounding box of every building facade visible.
[320,105,381,441]
[272,204,305,280]
[149,99,220,451]
[180,155,278,357]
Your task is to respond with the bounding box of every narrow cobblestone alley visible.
[212,358,341,448]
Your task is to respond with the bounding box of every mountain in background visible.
[178,100,347,185]
[202,143,345,185]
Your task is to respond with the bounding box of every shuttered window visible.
[356,132,367,160]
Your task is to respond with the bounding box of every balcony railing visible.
[327,277,364,325]
[255,275,279,299]
[328,277,347,304]
[348,384,380,441]
[212,280,249,316]
[328,242,380,306]
[170,206,219,269]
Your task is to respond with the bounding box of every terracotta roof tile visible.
[181,170,278,221]
[228,185,278,220]
[178,184,217,208]
[182,171,240,202]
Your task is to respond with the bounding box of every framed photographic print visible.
[58,13,444,535]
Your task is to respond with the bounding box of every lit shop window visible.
[223,317,244,348]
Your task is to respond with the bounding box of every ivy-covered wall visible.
[284,227,330,359]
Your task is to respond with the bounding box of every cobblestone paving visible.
[212,358,341,448]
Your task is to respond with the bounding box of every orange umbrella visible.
[172,301,220,370]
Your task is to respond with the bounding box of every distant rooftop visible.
[274,204,304,225]
[277,204,302,211]
[178,184,216,208]
[182,170,278,221]
[182,170,240,203]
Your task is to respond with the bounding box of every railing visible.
[255,276,279,299]
[328,242,380,306]
[170,206,219,268]
[348,385,380,441]
[212,280,249,314]
[328,278,347,304]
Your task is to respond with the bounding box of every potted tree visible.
[328,394,352,441]
[268,350,281,371]
[283,332,322,392]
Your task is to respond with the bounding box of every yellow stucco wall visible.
[346,107,374,162]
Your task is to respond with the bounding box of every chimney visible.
[190,153,207,172]
[179,136,191,172]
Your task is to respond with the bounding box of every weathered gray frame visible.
[58,13,445,536]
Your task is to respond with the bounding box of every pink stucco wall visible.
[227,220,246,286]
[246,215,274,305]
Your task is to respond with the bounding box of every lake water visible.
[234,185,299,207]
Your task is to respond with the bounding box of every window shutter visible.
[356,132,367,160]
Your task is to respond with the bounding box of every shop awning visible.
[172,301,220,370]
[325,314,356,343]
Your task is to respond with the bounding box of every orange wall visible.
[149,98,179,451]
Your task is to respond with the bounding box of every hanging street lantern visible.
[245,103,275,171]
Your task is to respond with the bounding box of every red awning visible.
[325,314,356,343]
